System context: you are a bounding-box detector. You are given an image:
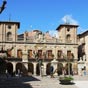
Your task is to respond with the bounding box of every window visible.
[7,32,12,41]
[38,50,42,59]
[57,50,62,59]
[28,50,32,58]
[17,49,22,58]
[82,45,85,55]
[48,50,52,59]
[66,34,71,43]
[67,28,70,32]
[67,50,72,59]
[8,25,11,29]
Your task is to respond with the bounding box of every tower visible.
[0,21,20,43]
[56,24,78,44]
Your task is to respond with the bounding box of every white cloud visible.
[62,15,78,25]
[49,30,58,38]
[29,25,33,29]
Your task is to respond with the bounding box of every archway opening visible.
[36,63,40,75]
[65,63,72,75]
[57,63,63,76]
[46,63,51,75]
[16,63,28,76]
[28,63,34,75]
[0,58,7,74]
[6,62,13,75]
[16,63,22,74]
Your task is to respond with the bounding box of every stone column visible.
[51,59,58,76]
[12,62,16,72]
[23,62,28,71]
[72,62,78,75]
[22,50,28,62]
[33,62,37,75]
[62,63,66,75]
[43,63,47,76]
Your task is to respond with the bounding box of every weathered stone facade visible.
[0,21,78,76]
[78,31,88,75]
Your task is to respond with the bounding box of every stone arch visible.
[6,62,13,75]
[73,63,78,75]
[0,58,7,74]
[57,63,63,76]
[7,32,12,41]
[66,34,71,43]
[17,49,22,58]
[16,63,22,74]
[16,62,28,75]
[36,63,40,75]
[46,63,51,75]
[65,63,72,75]
[28,62,34,74]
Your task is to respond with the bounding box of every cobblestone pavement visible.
[0,75,88,88]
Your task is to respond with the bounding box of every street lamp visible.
[0,0,7,14]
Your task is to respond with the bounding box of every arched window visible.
[7,32,12,41]
[67,50,72,59]
[17,49,22,58]
[47,50,52,59]
[57,50,62,59]
[67,28,70,32]
[28,50,32,58]
[7,49,12,57]
[38,50,42,59]
[66,34,71,43]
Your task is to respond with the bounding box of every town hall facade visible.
[0,21,79,76]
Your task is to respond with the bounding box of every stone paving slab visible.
[75,81,88,88]
[26,76,78,88]
[0,75,88,88]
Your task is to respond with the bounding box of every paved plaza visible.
[0,75,88,88]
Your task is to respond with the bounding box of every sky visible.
[0,0,88,36]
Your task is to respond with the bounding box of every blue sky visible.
[0,0,88,36]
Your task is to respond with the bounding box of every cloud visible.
[29,25,33,29]
[62,15,78,25]
[49,30,58,38]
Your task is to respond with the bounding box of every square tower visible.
[56,24,78,44]
[0,21,20,42]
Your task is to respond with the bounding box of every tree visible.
[0,0,7,14]
[63,53,74,76]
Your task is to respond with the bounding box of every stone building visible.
[0,21,78,76]
[78,31,88,75]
